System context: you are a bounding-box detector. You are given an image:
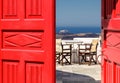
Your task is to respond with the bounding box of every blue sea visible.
[56,26,101,34]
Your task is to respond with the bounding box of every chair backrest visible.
[90,39,98,52]
[78,44,86,53]
[56,39,62,53]
[62,44,72,53]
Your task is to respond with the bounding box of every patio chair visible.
[61,44,72,65]
[78,43,91,65]
[85,39,98,65]
[78,39,98,65]
[56,39,62,64]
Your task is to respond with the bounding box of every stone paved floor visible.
[56,63,101,83]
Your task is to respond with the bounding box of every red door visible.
[0,0,55,83]
[102,0,120,83]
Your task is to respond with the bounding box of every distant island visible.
[56,29,100,40]
[56,26,101,34]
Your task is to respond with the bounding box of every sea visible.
[56,26,101,34]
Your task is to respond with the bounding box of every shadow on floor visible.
[56,70,101,83]
[96,80,101,83]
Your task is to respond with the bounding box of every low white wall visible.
[73,37,99,43]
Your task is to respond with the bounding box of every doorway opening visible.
[56,0,101,83]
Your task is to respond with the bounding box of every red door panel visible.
[102,0,120,83]
[3,61,19,83]
[0,0,55,83]
[26,62,43,83]
[26,0,43,19]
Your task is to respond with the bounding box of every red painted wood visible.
[102,0,120,83]
[0,0,55,83]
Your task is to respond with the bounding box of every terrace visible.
[56,37,101,83]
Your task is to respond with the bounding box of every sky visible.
[56,0,101,27]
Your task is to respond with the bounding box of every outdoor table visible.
[65,41,83,63]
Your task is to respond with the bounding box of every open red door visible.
[0,0,55,83]
[102,0,120,83]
